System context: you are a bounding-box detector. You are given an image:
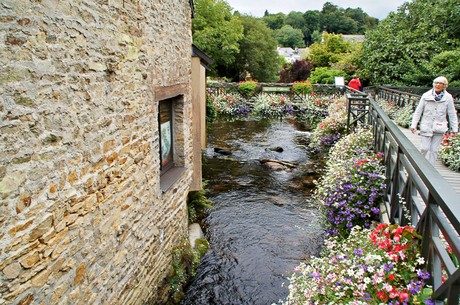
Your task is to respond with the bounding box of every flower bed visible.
[206,89,332,124]
[252,94,294,117]
[309,97,348,153]
[438,133,460,172]
[281,225,432,305]
[279,108,434,304]
[206,92,250,118]
[315,129,385,236]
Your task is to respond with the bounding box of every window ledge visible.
[160,166,187,193]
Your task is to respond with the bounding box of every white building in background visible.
[342,35,366,43]
[277,47,307,63]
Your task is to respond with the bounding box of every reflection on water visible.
[181,118,324,305]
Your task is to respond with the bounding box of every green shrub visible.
[187,182,214,223]
[309,67,345,84]
[206,93,218,122]
[167,237,210,303]
[237,79,258,96]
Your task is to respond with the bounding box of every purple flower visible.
[383,262,394,272]
[417,269,430,280]
[408,279,423,294]
[354,248,363,256]
[309,272,321,278]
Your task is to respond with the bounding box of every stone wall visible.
[0,1,194,304]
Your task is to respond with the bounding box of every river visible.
[181,117,325,305]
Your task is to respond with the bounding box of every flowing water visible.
[181,118,325,305]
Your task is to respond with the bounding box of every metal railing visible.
[368,86,460,116]
[349,94,460,304]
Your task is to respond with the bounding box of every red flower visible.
[356,159,369,167]
[377,291,389,302]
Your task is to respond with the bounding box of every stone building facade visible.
[0,0,199,304]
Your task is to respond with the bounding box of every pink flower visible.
[399,291,409,302]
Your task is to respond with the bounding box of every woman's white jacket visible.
[410,89,459,136]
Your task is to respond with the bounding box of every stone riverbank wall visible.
[0,1,194,304]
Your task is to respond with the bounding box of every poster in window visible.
[161,121,172,167]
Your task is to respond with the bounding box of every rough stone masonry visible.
[0,0,194,304]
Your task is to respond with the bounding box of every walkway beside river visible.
[399,126,460,195]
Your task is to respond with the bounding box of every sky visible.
[225,0,409,20]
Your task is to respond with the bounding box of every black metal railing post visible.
[346,93,369,133]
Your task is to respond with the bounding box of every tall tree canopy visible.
[262,12,286,31]
[274,25,305,49]
[308,33,355,68]
[231,16,282,82]
[359,0,460,86]
[263,2,377,46]
[192,0,243,76]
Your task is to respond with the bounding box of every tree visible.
[303,10,321,45]
[231,16,282,82]
[321,2,339,14]
[279,60,311,82]
[285,11,306,30]
[274,25,305,48]
[262,12,286,31]
[192,0,244,76]
[344,8,377,33]
[359,0,460,86]
[311,30,322,44]
[308,33,354,68]
[320,11,358,34]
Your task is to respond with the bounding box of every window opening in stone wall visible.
[159,98,174,174]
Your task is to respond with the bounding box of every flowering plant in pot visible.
[291,80,313,95]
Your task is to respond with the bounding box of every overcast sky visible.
[225,0,409,20]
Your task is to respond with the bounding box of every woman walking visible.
[410,76,458,165]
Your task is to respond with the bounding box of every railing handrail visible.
[353,93,460,303]
[369,98,460,220]
[370,86,460,112]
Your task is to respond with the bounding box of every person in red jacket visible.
[348,75,362,91]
